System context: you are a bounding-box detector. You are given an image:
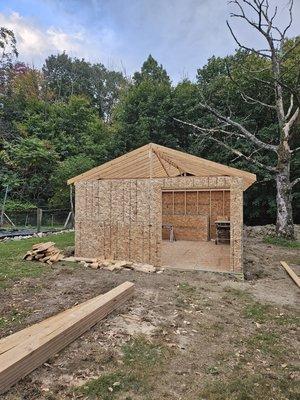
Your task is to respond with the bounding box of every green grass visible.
[198,373,296,400]
[76,336,168,399]
[0,308,28,329]
[244,303,272,323]
[177,282,197,294]
[263,235,300,249]
[243,301,299,327]
[246,332,282,355]
[122,336,166,369]
[223,287,252,301]
[79,372,142,400]
[0,232,74,288]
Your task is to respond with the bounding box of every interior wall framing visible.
[74,176,244,272]
[162,189,230,240]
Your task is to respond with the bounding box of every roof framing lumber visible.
[153,149,170,177]
[0,282,134,395]
[157,150,184,174]
[68,142,256,190]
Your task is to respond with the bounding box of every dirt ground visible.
[0,228,299,400]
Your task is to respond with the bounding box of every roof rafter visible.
[152,149,171,177]
[67,143,256,190]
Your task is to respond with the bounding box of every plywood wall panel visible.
[75,175,242,271]
[162,215,208,241]
[174,192,185,214]
[186,192,197,215]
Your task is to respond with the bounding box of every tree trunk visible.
[275,163,294,240]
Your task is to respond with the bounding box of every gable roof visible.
[68,143,256,189]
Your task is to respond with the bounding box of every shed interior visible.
[161,189,231,271]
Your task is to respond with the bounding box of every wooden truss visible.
[68,143,256,189]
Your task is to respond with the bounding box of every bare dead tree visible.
[175,0,300,239]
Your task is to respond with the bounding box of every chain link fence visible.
[0,208,73,238]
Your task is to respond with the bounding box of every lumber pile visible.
[0,281,134,395]
[23,242,63,265]
[63,256,158,273]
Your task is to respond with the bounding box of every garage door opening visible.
[161,189,231,272]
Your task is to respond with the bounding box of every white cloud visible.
[0,11,117,67]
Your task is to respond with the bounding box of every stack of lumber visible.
[23,242,63,265]
[0,282,134,394]
[63,256,158,273]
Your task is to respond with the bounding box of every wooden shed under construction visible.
[68,143,256,273]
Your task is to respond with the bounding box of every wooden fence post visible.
[0,186,9,227]
[37,208,43,233]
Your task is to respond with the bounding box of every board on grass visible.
[0,281,134,394]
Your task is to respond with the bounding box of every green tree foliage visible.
[50,155,95,208]
[0,138,58,205]
[42,53,126,120]
[133,55,170,85]
[112,55,178,153]
[193,47,299,225]
[17,95,110,161]
[0,28,298,225]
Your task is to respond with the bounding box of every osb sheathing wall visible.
[75,176,244,272]
[162,190,231,239]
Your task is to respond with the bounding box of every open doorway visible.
[161,189,231,272]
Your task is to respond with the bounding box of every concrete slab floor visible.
[161,240,231,272]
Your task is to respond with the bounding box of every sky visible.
[0,0,299,82]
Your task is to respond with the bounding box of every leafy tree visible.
[11,65,44,101]
[42,53,126,120]
[0,27,18,94]
[16,95,110,162]
[112,55,178,154]
[176,1,300,238]
[0,28,19,140]
[50,155,95,208]
[133,55,170,85]
[0,138,58,205]
[0,27,18,59]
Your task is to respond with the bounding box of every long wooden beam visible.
[153,149,170,176]
[0,282,134,394]
[280,261,300,288]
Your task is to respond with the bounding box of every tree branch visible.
[226,20,272,58]
[173,117,277,172]
[239,89,276,109]
[282,37,300,59]
[195,102,278,152]
[285,107,299,131]
[291,177,300,188]
[225,61,276,110]
[285,94,294,120]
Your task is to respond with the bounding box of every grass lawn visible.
[0,232,74,288]
[263,235,300,249]
[0,230,299,399]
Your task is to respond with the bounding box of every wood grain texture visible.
[280,261,300,287]
[74,175,244,273]
[68,143,256,189]
[0,282,134,395]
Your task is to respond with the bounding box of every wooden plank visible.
[67,144,150,184]
[153,149,170,177]
[162,215,209,241]
[68,142,256,189]
[0,282,134,394]
[280,261,300,288]
[154,143,256,186]
[63,256,98,263]
[162,188,230,192]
